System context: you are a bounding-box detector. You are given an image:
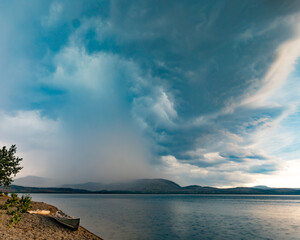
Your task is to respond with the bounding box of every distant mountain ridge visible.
[10,176,300,194]
[8,185,91,194]
[252,185,272,190]
[13,176,59,188]
[61,178,182,192]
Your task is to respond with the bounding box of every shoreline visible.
[0,196,103,240]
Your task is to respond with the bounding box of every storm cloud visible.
[1,0,300,186]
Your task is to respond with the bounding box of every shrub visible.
[6,193,19,207]
[8,211,21,227]
[0,193,32,227]
[18,195,32,213]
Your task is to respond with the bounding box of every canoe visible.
[54,211,80,230]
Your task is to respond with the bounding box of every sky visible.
[2,0,300,187]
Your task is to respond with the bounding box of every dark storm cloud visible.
[1,0,300,185]
[109,0,299,115]
[98,1,300,171]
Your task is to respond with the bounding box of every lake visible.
[30,194,300,240]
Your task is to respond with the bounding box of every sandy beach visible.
[0,196,103,240]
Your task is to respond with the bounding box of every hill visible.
[13,176,59,188]
[62,178,182,193]
[8,177,300,194]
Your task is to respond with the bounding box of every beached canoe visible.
[54,211,80,230]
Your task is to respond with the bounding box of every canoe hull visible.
[54,214,80,230]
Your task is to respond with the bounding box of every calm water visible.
[29,194,300,240]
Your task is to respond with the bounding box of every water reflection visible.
[30,194,300,240]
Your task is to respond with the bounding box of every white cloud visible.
[243,17,300,107]
[0,110,60,149]
[0,110,62,178]
[51,46,118,92]
[41,2,64,27]
[160,155,255,187]
[132,87,178,130]
[250,159,300,188]
[151,89,178,126]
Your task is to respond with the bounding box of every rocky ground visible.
[0,196,103,240]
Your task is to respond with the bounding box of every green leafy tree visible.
[0,145,23,188]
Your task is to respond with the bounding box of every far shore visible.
[6,183,300,195]
[0,195,103,240]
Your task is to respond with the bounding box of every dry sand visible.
[0,196,103,240]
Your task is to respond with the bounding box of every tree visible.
[0,145,23,188]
